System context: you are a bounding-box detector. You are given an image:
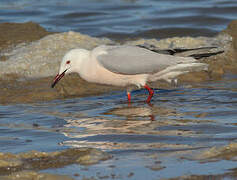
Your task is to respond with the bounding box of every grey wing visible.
[96,45,197,75]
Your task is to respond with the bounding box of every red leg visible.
[127,92,131,102]
[144,84,154,103]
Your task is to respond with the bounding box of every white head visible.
[51,48,89,88]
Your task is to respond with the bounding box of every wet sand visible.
[0,147,111,175]
[0,22,53,53]
[0,148,111,179]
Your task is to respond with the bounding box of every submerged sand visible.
[0,20,237,104]
[0,148,111,179]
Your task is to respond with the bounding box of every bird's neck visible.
[73,50,91,75]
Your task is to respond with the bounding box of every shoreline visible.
[0,20,237,104]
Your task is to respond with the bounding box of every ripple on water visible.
[0,0,237,37]
[0,75,236,179]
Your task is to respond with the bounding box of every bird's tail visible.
[140,44,217,84]
[148,61,208,83]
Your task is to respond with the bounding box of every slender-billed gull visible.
[51,45,208,103]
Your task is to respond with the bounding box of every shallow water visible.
[0,1,237,179]
[0,74,237,179]
[0,0,237,39]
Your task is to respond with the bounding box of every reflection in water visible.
[59,75,237,158]
[61,105,205,150]
[105,105,181,119]
[106,106,153,117]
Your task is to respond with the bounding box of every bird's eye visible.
[66,60,70,64]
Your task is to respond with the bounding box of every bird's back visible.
[95,45,198,75]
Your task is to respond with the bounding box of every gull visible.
[51,45,208,103]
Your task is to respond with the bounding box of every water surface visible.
[0,74,236,179]
[0,0,237,39]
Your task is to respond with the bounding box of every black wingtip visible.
[189,50,225,59]
[137,44,224,57]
